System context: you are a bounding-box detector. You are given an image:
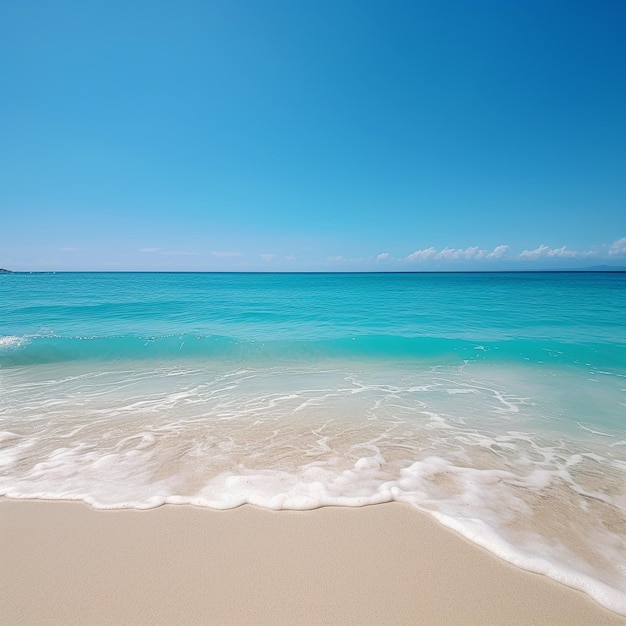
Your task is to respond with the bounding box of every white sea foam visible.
[0,335,26,349]
[1,359,625,614]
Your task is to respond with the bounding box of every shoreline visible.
[2,499,623,624]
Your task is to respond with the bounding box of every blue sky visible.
[1,0,625,271]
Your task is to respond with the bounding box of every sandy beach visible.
[1,499,622,625]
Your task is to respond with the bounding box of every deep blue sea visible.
[1,272,625,612]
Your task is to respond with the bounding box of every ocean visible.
[1,271,625,613]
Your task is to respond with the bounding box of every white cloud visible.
[551,246,579,258]
[285,255,295,261]
[519,244,550,261]
[608,237,626,256]
[435,247,463,260]
[260,253,275,261]
[464,246,483,259]
[406,244,509,262]
[430,239,623,261]
[519,245,551,260]
[518,244,581,260]
[327,256,343,262]
[376,252,390,261]
[406,247,437,261]
[486,244,509,259]
[140,247,161,253]
[212,251,242,258]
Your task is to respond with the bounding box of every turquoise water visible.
[1,272,625,612]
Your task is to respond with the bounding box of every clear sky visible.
[1,0,625,271]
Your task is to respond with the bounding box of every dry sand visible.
[1,499,623,625]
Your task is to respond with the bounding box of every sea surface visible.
[1,272,625,613]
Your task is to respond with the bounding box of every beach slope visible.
[1,500,622,624]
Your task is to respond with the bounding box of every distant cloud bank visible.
[11,237,624,272]
[395,238,625,264]
[405,244,509,262]
[518,244,586,260]
[608,237,626,256]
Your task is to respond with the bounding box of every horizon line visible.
[2,269,626,275]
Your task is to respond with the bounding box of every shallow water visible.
[1,272,625,612]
